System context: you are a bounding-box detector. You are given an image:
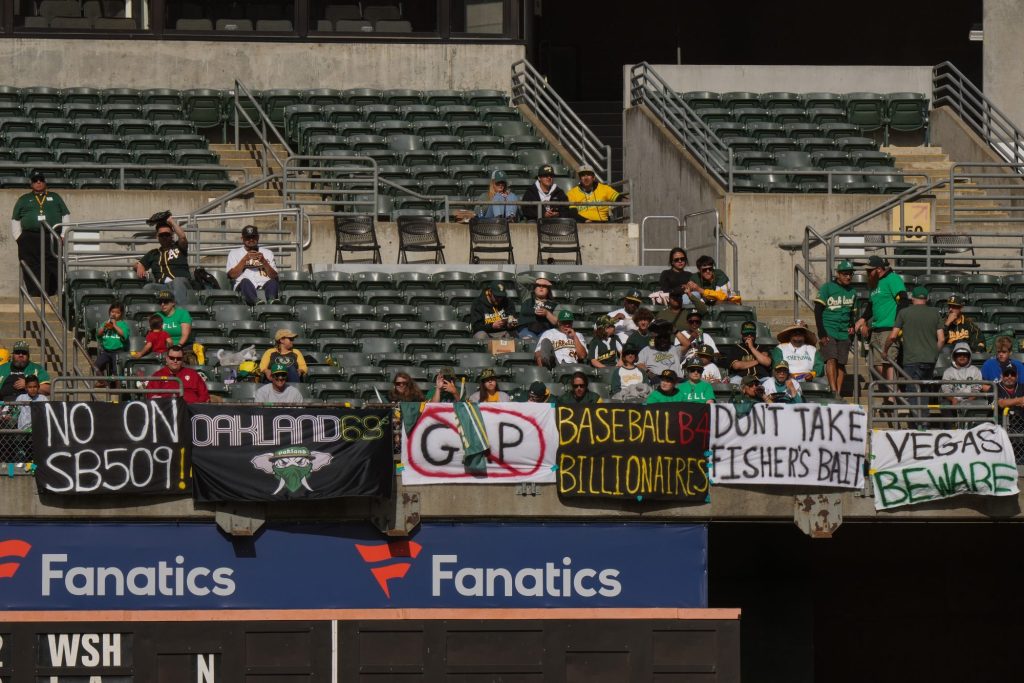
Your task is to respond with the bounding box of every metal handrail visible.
[9,161,250,190]
[51,375,183,401]
[191,172,282,217]
[232,80,294,175]
[866,378,999,431]
[511,59,613,181]
[933,61,1024,166]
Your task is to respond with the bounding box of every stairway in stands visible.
[211,142,287,214]
[0,297,83,379]
[567,101,622,181]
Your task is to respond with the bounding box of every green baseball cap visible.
[491,170,508,182]
[911,285,929,299]
[485,281,508,297]
[836,260,854,272]
[557,309,574,322]
[270,362,289,376]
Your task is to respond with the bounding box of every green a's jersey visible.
[868,271,906,328]
[815,280,856,339]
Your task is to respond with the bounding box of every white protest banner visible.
[709,403,867,488]
[871,423,1019,510]
[401,402,557,484]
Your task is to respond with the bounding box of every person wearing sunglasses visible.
[146,344,209,404]
[688,255,735,306]
[388,372,425,402]
[134,211,191,305]
[556,371,602,405]
[254,362,305,404]
[518,277,558,339]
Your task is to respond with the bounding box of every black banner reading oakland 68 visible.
[188,405,393,502]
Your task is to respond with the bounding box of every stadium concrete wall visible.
[0,40,524,90]
[622,64,934,105]
[984,0,1024,132]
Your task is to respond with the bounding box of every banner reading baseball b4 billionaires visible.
[401,402,558,484]
[189,405,392,502]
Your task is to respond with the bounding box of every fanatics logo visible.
[354,540,423,598]
[0,539,31,579]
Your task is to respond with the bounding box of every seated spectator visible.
[156,290,192,347]
[94,301,129,385]
[254,362,305,404]
[518,277,558,339]
[610,344,648,401]
[146,345,209,403]
[722,321,771,384]
[470,281,516,339]
[259,329,308,383]
[522,164,573,221]
[133,314,172,359]
[557,371,602,405]
[567,164,624,222]
[658,248,693,295]
[733,375,767,416]
[520,380,551,403]
[677,310,719,360]
[589,316,620,368]
[625,307,655,350]
[226,225,280,306]
[0,340,51,400]
[996,364,1024,418]
[608,289,642,343]
[942,342,988,421]
[135,212,191,304]
[427,367,460,402]
[389,371,425,402]
[981,336,1024,384]
[944,295,984,352]
[772,320,824,382]
[477,170,520,220]
[760,360,803,404]
[698,345,722,383]
[15,375,46,431]
[655,289,693,334]
[468,368,511,403]
[638,319,684,384]
[646,368,685,404]
[536,310,587,367]
[678,360,716,404]
[689,255,737,305]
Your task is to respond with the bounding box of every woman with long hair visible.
[389,371,425,402]
[468,368,510,402]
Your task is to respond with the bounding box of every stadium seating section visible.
[0,86,234,190]
[66,266,807,403]
[678,90,927,193]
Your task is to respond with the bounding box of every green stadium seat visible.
[22,86,62,106]
[762,92,802,110]
[153,119,194,136]
[141,104,182,121]
[141,89,182,106]
[323,103,362,123]
[182,89,225,136]
[845,92,886,134]
[361,104,400,122]
[807,107,847,124]
[57,149,92,164]
[466,90,507,107]
[736,108,772,124]
[463,134,502,150]
[803,93,843,110]
[383,89,423,106]
[359,338,400,356]
[37,119,75,135]
[100,103,142,120]
[6,132,44,149]
[820,122,860,139]
[439,104,478,122]
[164,133,207,151]
[746,122,785,139]
[850,151,893,167]
[800,137,836,153]
[0,117,35,135]
[810,151,850,169]
[504,134,546,150]
[303,88,344,106]
[835,136,877,152]
[721,92,760,110]
[343,88,382,106]
[412,120,449,137]
[735,151,774,168]
[760,137,800,153]
[16,147,53,163]
[114,119,154,137]
[452,120,491,137]
[73,118,113,135]
[771,108,808,125]
[435,149,475,166]
[261,88,302,128]
[402,104,438,121]
[45,132,84,149]
[0,86,21,106]
[373,120,413,137]
[424,90,464,106]
[25,103,64,119]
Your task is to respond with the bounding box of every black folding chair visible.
[468,216,514,264]
[334,215,382,264]
[536,217,582,265]
[397,215,445,264]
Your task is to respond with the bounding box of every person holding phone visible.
[227,224,279,305]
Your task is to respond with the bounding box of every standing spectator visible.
[981,336,1024,383]
[676,310,719,361]
[589,316,620,369]
[0,340,50,400]
[535,310,587,367]
[94,301,130,385]
[133,314,172,359]
[146,345,209,403]
[467,368,511,403]
[854,255,908,390]
[566,164,622,222]
[625,307,655,351]
[638,319,684,384]
[427,367,460,402]
[518,277,558,339]
[11,171,69,296]
[135,212,191,304]
[226,225,280,306]
[610,344,647,400]
[941,342,987,423]
[254,362,305,404]
[943,294,984,353]
[607,289,642,343]
[521,164,572,221]
[885,286,944,426]
[469,281,516,339]
[677,361,716,404]
[722,321,771,384]
[815,260,857,396]
[689,255,736,305]
[156,290,192,347]
[761,360,803,404]
[476,170,520,220]
[772,321,824,381]
[389,372,425,402]
[259,329,308,383]
[15,375,46,431]
[557,371,602,405]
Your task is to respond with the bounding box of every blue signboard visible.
[0,522,706,610]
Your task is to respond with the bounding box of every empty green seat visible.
[845,92,886,133]
[343,88,382,106]
[323,103,362,123]
[182,89,225,135]
[887,93,929,144]
[142,88,182,106]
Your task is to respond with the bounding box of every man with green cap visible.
[12,170,70,296]
[885,285,944,427]
[254,361,305,404]
[723,320,771,384]
[854,255,908,387]
[815,259,857,396]
[0,340,51,399]
[535,309,587,368]
[469,280,517,339]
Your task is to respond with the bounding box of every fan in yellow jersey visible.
[566,164,625,222]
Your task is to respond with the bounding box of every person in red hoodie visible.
[146,345,209,403]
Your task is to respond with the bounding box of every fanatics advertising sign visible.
[0,522,708,610]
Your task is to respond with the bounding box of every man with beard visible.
[854,255,908,390]
[0,340,51,400]
[771,320,824,382]
[815,260,857,396]
[469,280,517,339]
[522,164,574,221]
